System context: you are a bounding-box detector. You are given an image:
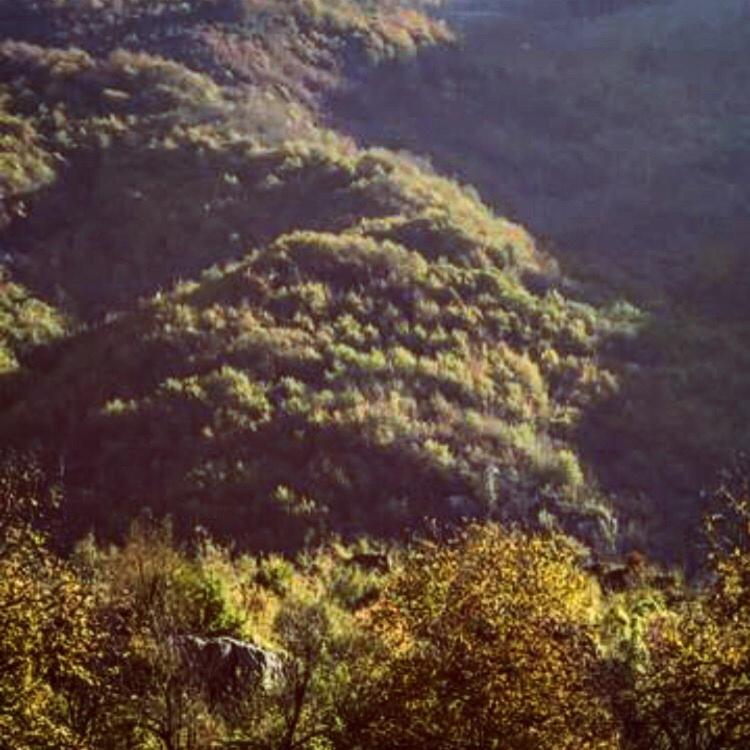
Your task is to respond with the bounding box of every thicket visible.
[0,3,747,743]
[0,0,451,97]
[337,0,750,298]
[1,455,749,749]
[1,2,739,560]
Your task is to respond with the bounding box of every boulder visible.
[172,635,284,702]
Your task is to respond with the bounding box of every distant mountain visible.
[442,0,667,20]
[336,0,750,301]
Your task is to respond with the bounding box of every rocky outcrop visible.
[172,635,284,703]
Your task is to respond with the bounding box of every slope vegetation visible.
[2,127,622,550]
[331,0,750,558]
[0,0,743,562]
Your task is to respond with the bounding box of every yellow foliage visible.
[353,524,619,750]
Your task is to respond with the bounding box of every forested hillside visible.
[337,0,750,293]
[0,0,748,562]
[1,0,749,746]
[332,0,750,554]
[0,0,634,555]
[0,0,746,565]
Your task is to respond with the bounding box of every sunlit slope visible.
[0,0,451,318]
[0,99,68,376]
[327,0,750,558]
[1,132,621,550]
[2,0,745,563]
[0,0,451,96]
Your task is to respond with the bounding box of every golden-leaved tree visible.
[0,459,101,750]
[343,523,620,750]
[620,464,750,750]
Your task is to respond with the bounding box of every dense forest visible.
[0,0,748,746]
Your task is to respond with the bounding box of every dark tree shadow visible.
[575,307,750,567]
